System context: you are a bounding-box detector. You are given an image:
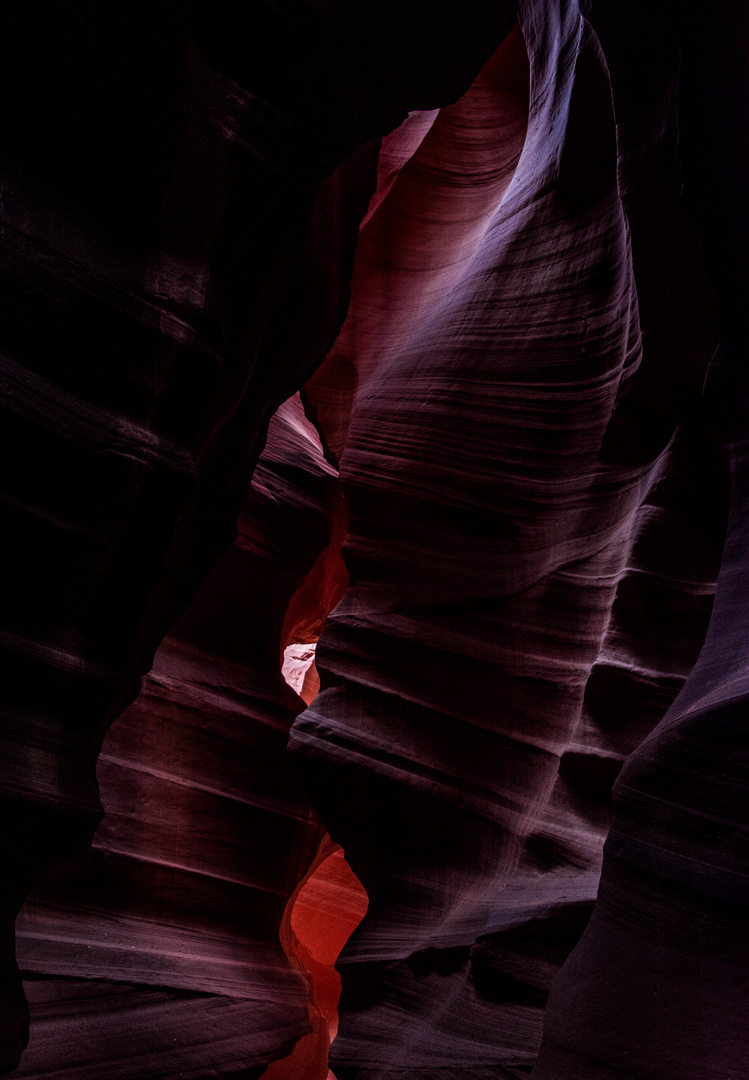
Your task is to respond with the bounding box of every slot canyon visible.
[0,2,748,1078]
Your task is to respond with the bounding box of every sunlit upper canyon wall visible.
[1,2,748,1079]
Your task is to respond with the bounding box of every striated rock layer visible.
[290,1,739,1077]
[12,397,344,1078]
[0,1,516,1072]
[532,2,749,1077]
[1,1,748,1079]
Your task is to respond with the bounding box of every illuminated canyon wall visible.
[1,1,748,1079]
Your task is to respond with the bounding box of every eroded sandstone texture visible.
[1,0,747,1078]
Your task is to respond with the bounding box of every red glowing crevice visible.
[270,625,369,1080]
[263,837,368,1080]
[263,438,367,1080]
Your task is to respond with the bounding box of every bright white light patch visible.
[282,642,317,698]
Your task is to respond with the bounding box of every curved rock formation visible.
[532,2,749,1077]
[0,11,377,1058]
[11,397,342,1078]
[290,1,738,1077]
[0,1,515,1070]
[1,1,747,1078]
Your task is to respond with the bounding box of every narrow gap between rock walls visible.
[260,409,368,1080]
[261,639,368,1080]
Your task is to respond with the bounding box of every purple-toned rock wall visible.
[0,1,747,1078]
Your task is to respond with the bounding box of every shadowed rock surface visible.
[1,0,747,1078]
[12,397,344,1077]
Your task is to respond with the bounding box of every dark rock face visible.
[10,397,344,1078]
[1,1,748,1079]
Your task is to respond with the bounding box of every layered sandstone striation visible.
[291,1,740,1077]
[0,0,514,1071]
[11,397,344,1078]
[1,1,747,1079]
[531,2,749,1076]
